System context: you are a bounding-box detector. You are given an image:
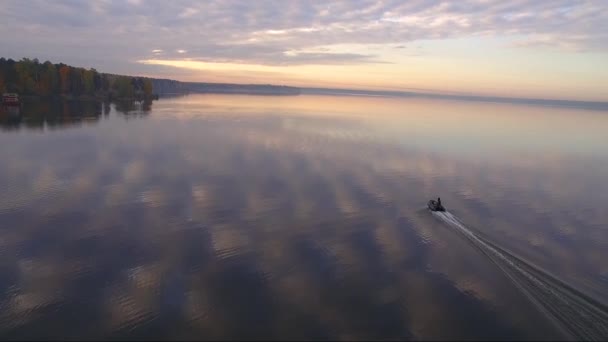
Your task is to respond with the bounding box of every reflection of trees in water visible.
[0,99,154,131]
[114,99,152,117]
[0,106,22,130]
[114,100,135,114]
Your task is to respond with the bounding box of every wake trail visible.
[433,211,608,341]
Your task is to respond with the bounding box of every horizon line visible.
[175,80,608,111]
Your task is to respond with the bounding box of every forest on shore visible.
[0,57,156,101]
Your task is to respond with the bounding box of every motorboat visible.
[428,198,446,212]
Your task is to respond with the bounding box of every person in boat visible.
[428,196,445,211]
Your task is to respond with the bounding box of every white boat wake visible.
[432,211,608,341]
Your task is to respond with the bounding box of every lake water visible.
[0,94,607,340]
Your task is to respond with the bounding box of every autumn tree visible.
[15,58,36,94]
[46,62,59,94]
[0,59,18,92]
[92,69,102,92]
[83,69,95,95]
[59,65,71,94]
[101,74,110,92]
[37,61,56,95]
[143,78,153,98]
[114,76,134,98]
[70,67,83,96]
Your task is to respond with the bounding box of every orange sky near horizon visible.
[137,44,608,102]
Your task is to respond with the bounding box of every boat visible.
[2,93,20,106]
[428,198,446,212]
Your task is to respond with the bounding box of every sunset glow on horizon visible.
[1,1,607,101]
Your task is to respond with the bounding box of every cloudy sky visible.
[1,0,607,101]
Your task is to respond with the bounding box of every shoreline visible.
[18,94,159,102]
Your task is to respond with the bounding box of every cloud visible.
[179,7,199,18]
[0,0,606,72]
[281,51,382,64]
[510,34,593,52]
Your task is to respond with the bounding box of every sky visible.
[0,0,607,101]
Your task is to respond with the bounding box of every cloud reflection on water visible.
[0,94,606,339]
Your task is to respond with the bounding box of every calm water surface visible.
[0,95,607,340]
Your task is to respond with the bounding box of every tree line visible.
[0,57,155,100]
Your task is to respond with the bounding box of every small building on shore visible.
[2,93,20,106]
